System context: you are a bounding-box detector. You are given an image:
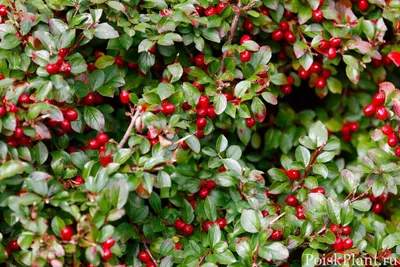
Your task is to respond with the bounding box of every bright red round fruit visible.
[100,155,113,167]
[216,2,228,14]
[46,63,60,74]
[74,176,84,184]
[375,107,388,120]
[197,95,210,109]
[327,47,337,60]
[198,188,210,199]
[358,0,369,11]
[97,133,109,144]
[319,40,330,51]
[64,108,78,121]
[216,218,227,229]
[321,68,331,78]
[298,68,310,79]
[330,37,342,48]
[14,127,24,139]
[341,226,351,235]
[194,54,205,67]
[240,50,252,62]
[196,117,207,129]
[193,81,204,91]
[138,251,151,263]
[372,202,384,214]
[205,7,217,17]
[182,224,194,236]
[262,210,270,217]
[0,106,6,118]
[60,226,74,241]
[387,133,398,147]
[287,76,295,85]
[103,238,115,249]
[312,187,325,194]
[382,125,393,135]
[330,224,339,234]
[60,119,72,131]
[8,240,19,251]
[114,56,125,67]
[146,262,156,267]
[363,104,375,117]
[120,91,130,104]
[243,18,254,32]
[315,77,326,89]
[18,93,30,104]
[197,108,208,117]
[343,238,353,250]
[207,107,216,119]
[202,221,213,232]
[240,35,252,44]
[395,147,400,157]
[88,139,100,150]
[162,103,175,115]
[271,29,284,41]
[372,91,386,107]
[348,122,359,132]
[279,21,289,31]
[312,9,323,22]
[284,31,296,43]
[246,117,255,128]
[0,5,7,16]
[285,195,298,206]
[206,180,217,189]
[287,169,300,180]
[310,62,322,73]
[270,230,282,241]
[280,84,292,95]
[174,219,185,230]
[333,236,343,251]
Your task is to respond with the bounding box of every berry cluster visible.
[341,122,359,142]
[330,224,353,251]
[239,34,253,63]
[174,219,194,236]
[271,21,296,44]
[101,238,116,262]
[138,251,156,267]
[370,193,389,214]
[45,48,72,76]
[5,240,19,260]
[202,218,227,232]
[363,90,388,120]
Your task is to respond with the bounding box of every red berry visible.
[240,50,252,62]
[182,224,194,236]
[162,103,175,115]
[259,6,270,16]
[285,195,298,206]
[196,117,207,129]
[287,76,295,85]
[284,10,294,20]
[312,9,323,22]
[310,62,322,73]
[296,206,306,219]
[271,30,284,41]
[321,68,331,78]
[174,219,185,230]
[372,91,386,107]
[240,35,252,44]
[342,124,351,135]
[193,81,204,91]
[202,221,213,232]
[375,107,388,120]
[341,226,351,235]
[59,48,69,58]
[330,37,342,48]
[182,102,192,110]
[280,84,292,95]
[279,21,289,31]
[194,54,205,67]
[74,176,84,184]
[0,106,6,118]
[8,240,19,251]
[358,0,369,11]
[372,202,384,214]
[218,166,226,173]
[196,129,205,139]
[60,119,72,131]
[333,236,343,251]
[150,138,159,147]
[329,224,339,234]
[223,92,233,101]
[114,56,125,67]
[174,243,182,250]
[284,31,296,43]
[94,50,105,59]
[216,218,227,229]
[395,147,400,157]
[8,103,17,113]
[197,95,210,109]
[82,93,96,106]
[261,210,270,217]
[312,187,325,194]
[205,7,217,17]
[88,62,97,71]
[383,55,393,65]
[327,47,337,60]
[146,262,156,267]
[64,108,78,121]
[120,91,130,104]
[60,226,74,241]
[0,5,7,16]
[101,248,113,261]
[270,230,282,241]
[199,188,209,199]
[216,2,228,14]
[60,62,71,75]
[103,238,115,249]
[196,6,204,15]
[348,122,359,132]
[138,251,151,263]
[46,63,60,74]
[315,77,326,89]
[363,104,375,117]
[199,180,207,188]
[298,68,310,79]
[343,238,353,250]
[387,133,398,147]
[97,133,109,144]
[246,117,255,128]
[319,40,330,51]
[243,18,254,32]
[148,45,157,53]
[206,180,217,189]
[88,139,100,150]
[287,169,300,180]
[207,107,216,119]
[18,93,30,104]
[383,126,395,140]
[197,108,208,117]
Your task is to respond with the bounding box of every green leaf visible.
[270,73,287,85]
[182,199,194,224]
[83,106,105,132]
[208,224,221,248]
[0,34,21,49]
[204,197,217,221]
[139,52,156,74]
[341,169,359,193]
[0,160,24,180]
[234,81,251,98]
[264,242,289,260]
[301,248,319,267]
[294,41,308,59]
[312,164,328,178]
[295,146,311,167]
[51,216,65,236]
[382,233,400,249]
[351,199,371,212]
[216,135,228,153]
[214,94,227,115]
[222,158,242,174]
[308,121,328,147]
[89,70,105,90]
[94,23,119,39]
[185,135,200,153]
[240,209,260,233]
[327,197,341,225]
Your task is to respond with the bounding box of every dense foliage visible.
[0,0,400,266]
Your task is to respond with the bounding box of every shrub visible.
[0,0,400,266]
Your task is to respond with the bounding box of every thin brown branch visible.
[196,251,211,267]
[22,114,50,126]
[118,105,142,149]
[132,223,158,265]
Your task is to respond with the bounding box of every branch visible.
[268,212,286,226]
[292,143,326,192]
[218,0,255,75]
[132,223,158,265]
[118,106,142,149]
[196,251,211,267]
[22,114,50,126]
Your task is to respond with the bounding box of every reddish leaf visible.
[393,99,400,118]
[379,81,395,96]
[388,52,400,67]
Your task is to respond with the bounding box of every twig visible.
[22,114,50,126]
[196,251,211,267]
[252,243,261,267]
[218,0,255,75]
[118,106,142,149]
[268,212,286,226]
[132,222,158,265]
[292,143,326,192]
